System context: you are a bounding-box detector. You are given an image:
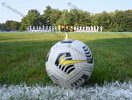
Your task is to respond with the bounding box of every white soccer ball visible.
[45,39,94,88]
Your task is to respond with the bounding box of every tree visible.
[69,8,80,26]
[50,9,62,25]
[20,9,40,31]
[124,10,132,32]
[111,10,126,32]
[5,20,21,31]
[41,6,52,26]
[57,10,70,25]
[78,10,91,26]
[69,9,91,26]
[0,20,20,31]
[0,23,6,31]
[17,6,132,32]
[92,11,112,31]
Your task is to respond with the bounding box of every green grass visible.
[0,32,132,85]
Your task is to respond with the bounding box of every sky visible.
[0,0,132,23]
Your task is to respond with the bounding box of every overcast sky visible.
[0,0,132,23]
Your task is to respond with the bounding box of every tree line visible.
[0,6,132,32]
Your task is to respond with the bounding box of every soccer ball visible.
[45,39,94,88]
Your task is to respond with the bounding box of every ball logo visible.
[55,53,74,74]
[55,52,87,74]
[60,55,87,66]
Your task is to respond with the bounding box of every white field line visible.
[0,81,132,100]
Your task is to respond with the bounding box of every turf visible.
[0,32,132,85]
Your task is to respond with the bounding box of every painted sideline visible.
[0,81,132,100]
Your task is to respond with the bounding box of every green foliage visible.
[0,20,21,31]
[57,10,70,25]
[91,11,112,31]
[41,6,62,26]
[69,9,80,26]
[19,9,40,31]
[50,9,62,26]
[124,10,132,32]
[111,10,126,32]
[19,8,132,32]
[0,23,6,31]
[0,32,132,85]
[0,5,132,32]
[78,10,91,26]
[41,6,52,26]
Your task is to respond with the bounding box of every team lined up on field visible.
[27,25,103,32]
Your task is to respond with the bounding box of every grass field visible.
[0,32,132,86]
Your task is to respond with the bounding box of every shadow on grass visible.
[0,38,132,86]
